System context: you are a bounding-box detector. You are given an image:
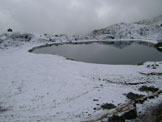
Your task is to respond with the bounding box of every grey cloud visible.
[0,0,162,35]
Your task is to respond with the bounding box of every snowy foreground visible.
[0,15,162,122]
[0,34,162,122]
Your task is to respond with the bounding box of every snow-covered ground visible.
[0,15,162,122]
[0,34,162,122]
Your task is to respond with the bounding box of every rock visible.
[122,108,137,120]
[108,109,137,122]
[0,106,8,113]
[108,115,125,122]
[126,92,144,100]
[101,103,116,110]
[7,28,13,32]
[93,99,99,102]
[139,86,159,93]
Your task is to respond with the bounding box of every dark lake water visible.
[31,41,162,65]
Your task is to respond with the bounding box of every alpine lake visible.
[29,41,162,65]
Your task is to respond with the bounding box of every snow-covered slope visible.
[0,32,94,49]
[1,15,162,49]
[91,15,162,42]
[135,15,162,25]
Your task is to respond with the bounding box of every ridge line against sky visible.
[0,0,162,35]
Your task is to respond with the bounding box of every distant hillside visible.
[91,15,162,42]
[1,15,162,50]
[135,15,162,25]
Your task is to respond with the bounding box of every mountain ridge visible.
[0,15,162,49]
[91,15,162,41]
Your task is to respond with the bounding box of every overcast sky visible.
[0,0,162,35]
